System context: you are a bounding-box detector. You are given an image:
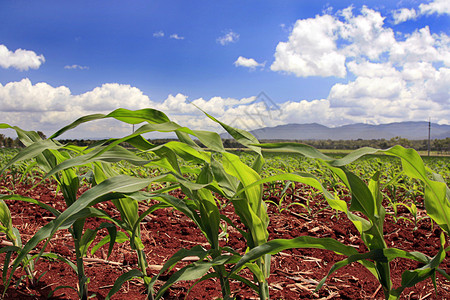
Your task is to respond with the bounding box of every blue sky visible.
[0,0,449,138]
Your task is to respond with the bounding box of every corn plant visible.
[10,108,303,299]
[393,202,428,231]
[229,143,450,299]
[264,181,303,214]
[2,110,450,300]
[0,199,38,290]
[0,121,170,299]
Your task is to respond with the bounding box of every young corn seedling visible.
[43,108,275,299]
[230,143,450,300]
[2,111,450,300]
[0,199,37,290]
[265,181,304,214]
[394,202,429,231]
[0,123,157,299]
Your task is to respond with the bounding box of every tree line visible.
[1,134,449,154]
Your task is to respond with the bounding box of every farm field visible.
[1,108,449,300]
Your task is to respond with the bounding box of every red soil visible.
[0,177,449,300]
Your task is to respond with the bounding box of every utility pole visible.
[132,124,135,134]
[427,118,431,157]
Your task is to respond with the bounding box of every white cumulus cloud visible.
[0,78,448,138]
[271,14,346,78]
[393,0,450,24]
[392,8,417,24]
[419,0,450,16]
[153,31,164,38]
[73,83,152,112]
[234,56,265,69]
[217,30,239,45]
[390,26,449,66]
[0,78,69,112]
[0,44,45,71]
[339,6,396,60]
[0,79,156,138]
[269,4,450,126]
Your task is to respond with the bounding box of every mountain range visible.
[222,122,450,140]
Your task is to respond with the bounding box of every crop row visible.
[0,108,449,300]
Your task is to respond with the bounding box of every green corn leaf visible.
[7,205,122,288]
[345,171,376,221]
[0,124,43,146]
[368,171,383,217]
[53,174,171,230]
[2,248,17,286]
[46,285,78,299]
[210,159,239,198]
[105,269,144,300]
[125,134,155,151]
[42,146,149,181]
[139,193,201,227]
[0,200,15,242]
[79,223,117,258]
[389,245,446,299]
[164,141,211,163]
[330,147,381,166]
[191,130,224,152]
[105,107,170,124]
[384,146,450,234]
[257,143,333,161]
[230,236,361,272]
[50,108,170,139]
[197,188,221,249]
[91,231,128,256]
[201,109,261,155]
[0,139,61,174]
[112,196,139,229]
[49,114,107,139]
[235,173,335,204]
[222,152,268,248]
[194,166,221,249]
[39,252,78,274]
[175,130,202,149]
[148,246,210,292]
[424,181,449,233]
[256,143,450,235]
[154,254,238,300]
[112,196,144,251]
[79,230,97,258]
[175,128,225,153]
[0,194,60,218]
[87,122,183,159]
[92,161,117,185]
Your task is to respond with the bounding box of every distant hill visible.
[221,122,450,140]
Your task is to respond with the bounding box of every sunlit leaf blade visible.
[384,146,450,234]
[0,139,61,174]
[0,194,60,217]
[222,152,268,247]
[201,109,262,154]
[49,113,106,139]
[257,143,332,161]
[105,269,144,300]
[229,236,368,278]
[154,254,238,300]
[105,107,170,124]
